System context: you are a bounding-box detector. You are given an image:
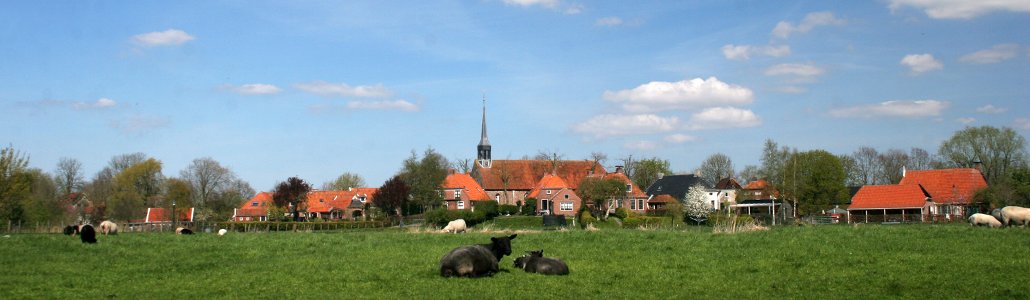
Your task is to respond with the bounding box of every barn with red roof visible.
[848,168,987,223]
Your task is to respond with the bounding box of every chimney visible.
[902,166,906,178]
[973,161,983,172]
[615,165,624,174]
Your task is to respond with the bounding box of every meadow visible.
[1,223,1028,299]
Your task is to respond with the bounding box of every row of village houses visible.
[228,158,989,224]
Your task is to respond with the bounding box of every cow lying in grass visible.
[99,220,118,235]
[968,213,1002,228]
[176,227,193,235]
[441,219,467,234]
[79,224,97,244]
[439,234,517,277]
[513,250,569,275]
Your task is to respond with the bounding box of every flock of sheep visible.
[969,206,1030,228]
[62,221,230,244]
[438,219,569,277]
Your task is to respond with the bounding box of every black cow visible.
[63,225,79,236]
[79,224,97,244]
[176,227,193,235]
[439,234,517,277]
[513,250,569,275]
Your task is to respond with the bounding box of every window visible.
[455,189,462,199]
[259,216,267,222]
[251,202,258,207]
[320,198,325,203]
[495,194,500,201]
[560,201,573,211]
[638,199,645,210]
[546,189,552,195]
[457,201,465,210]
[631,199,636,210]
[627,184,632,192]
[564,194,570,200]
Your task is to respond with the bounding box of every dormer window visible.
[627,184,632,193]
[251,202,258,207]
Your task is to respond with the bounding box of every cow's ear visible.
[509,234,517,240]
[491,237,498,243]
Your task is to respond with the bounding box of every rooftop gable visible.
[899,168,987,204]
[441,173,490,201]
[473,160,606,190]
[528,174,571,199]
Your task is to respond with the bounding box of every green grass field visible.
[1,224,1028,299]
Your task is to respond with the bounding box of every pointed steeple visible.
[477,95,492,168]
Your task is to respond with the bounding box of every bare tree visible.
[877,149,909,184]
[908,147,936,171]
[322,172,366,190]
[180,158,232,209]
[852,147,880,185]
[589,152,608,169]
[451,158,472,174]
[738,165,760,184]
[698,153,734,186]
[109,152,147,174]
[54,157,84,197]
[534,150,564,175]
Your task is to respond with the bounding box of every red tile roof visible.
[528,174,571,199]
[474,160,606,190]
[744,179,771,190]
[649,194,677,203]
[585,171,648,198]
[441,173,490,201]
[237,189,377,215]
[848,184,930,209]
[899,168,987,205]
[145,207,195,222]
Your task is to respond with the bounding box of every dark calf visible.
[63,225,79,236]
[439,234,517,277]
[513,250,569,275]
[79,224,97,244]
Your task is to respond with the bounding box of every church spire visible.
[477,95,492,168]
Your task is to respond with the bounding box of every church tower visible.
[477,97,492,168]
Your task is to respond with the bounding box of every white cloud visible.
[957,117,976,124]
[775,86,808,94]
[888,0,1030,19]
[960,44,1020,64]
[900,54,943,74]
[595,17,623,27]
[603,77,754,113]
[721,44,791,60]
[132,29,195,47]
[230,84,282,95]
[976,104,1007,114]
[294,81,393,98]
[685,107,761,130]
[571,114,679,138]
[624,140,659,151]
[664,134,697,143]
[829,100,950,118]
[73,98,117,110]
[345,100,419,112]
[765,63,825,77]
[772,11,845,39]
[1015,118,1030,130]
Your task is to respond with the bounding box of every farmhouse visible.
[232,188,376,221]
[848,168,988,223]
[528,173,581,216]
[584,166,648,214]
[440,171,491,210]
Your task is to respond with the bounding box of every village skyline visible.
[3,1,1029,190]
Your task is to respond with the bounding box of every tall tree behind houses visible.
[401,147,448,213]
[53,157,83,197]
[629,157,672,191]
[698,153,734,186]
[938,126,1028,184]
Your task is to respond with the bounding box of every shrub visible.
[521,198,538,216]
[613,207,630,220]
[498,204,519,216]
[578,210,596,229]
[474,201,499,219]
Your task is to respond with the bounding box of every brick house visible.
[848,168,988,223]
[441,172,491,210]
[528,173,581,216]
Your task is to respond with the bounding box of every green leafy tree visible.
[108,158,164,221]
[372,175,410,223]
[578,177,628,219]
[272,177,312,222]
[630,157,672,191]
[0,146,31,225]
[782,150,848,216]
[322,172,366,190]
[164,178,193,209]
[938,126,1029,184]
[400,147,449,212]
[22,168,62,224]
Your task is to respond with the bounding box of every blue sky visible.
[2,0,1029,191]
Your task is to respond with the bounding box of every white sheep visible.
[99,220,118,235]
[1000,206,1030,227]
[217,229,228,236]
[968,213,1002,228]
[441,219,468,234]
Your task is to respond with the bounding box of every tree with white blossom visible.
[684,184,712,225]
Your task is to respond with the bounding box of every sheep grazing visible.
[441,219,468,234]
[176,227,194,235]
[99,220,118,235]
[1000,206,1030,227]
[217,229,228,236]
[63,225,79,235]
[513,250,570,275]
[968,213,1002,228]
[79,224,97,244]
[439,234,517,278]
